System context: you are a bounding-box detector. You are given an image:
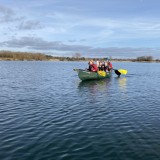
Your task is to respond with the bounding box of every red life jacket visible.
[89,64,98,72]
[109,62,113,68]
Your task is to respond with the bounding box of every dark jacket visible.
[98,65,105,71]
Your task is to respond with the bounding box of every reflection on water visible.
[78,79,112,104]
[78,79,111,92]
[118,77,127,91]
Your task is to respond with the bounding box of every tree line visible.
[0,51,159,62]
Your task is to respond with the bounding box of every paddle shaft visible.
[113,69,121,76]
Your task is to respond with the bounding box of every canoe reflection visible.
[78,79,111,94]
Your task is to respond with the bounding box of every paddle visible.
[97,71,106,77]
[118,69,128,75]
[74,69,86,71]
[113,69,128,77]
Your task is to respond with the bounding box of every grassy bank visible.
[0,51,52,61]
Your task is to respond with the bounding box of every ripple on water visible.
[0,62,160,160]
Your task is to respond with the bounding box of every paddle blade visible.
[98,71,106,77]
[118,69,128,75]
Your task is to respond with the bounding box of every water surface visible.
[0,61,160,160]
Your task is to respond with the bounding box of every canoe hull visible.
[74,69,111,81]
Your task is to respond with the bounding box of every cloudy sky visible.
[0,0,160,58]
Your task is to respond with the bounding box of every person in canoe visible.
[106,58,113,71]
[88,60,98,72]
[104,61,109,72]
[98,61,104,71]
[108,61,113,71]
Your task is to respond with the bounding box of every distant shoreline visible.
[0,58,160,63]
[0,57,160,63]
[0,51,160,63]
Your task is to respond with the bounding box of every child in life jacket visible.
[98,61,104,71]
[88,60,98,72]
[106,58,113,72]
[108,61,113,71]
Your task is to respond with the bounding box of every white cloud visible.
[0,5,14,22]
[19,20,43,30]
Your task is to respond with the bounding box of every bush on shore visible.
[136,56,153,61]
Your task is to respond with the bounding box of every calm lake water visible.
[0,61,160,160]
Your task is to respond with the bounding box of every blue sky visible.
[0,0,160,58]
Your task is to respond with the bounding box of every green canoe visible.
[74,69,111,81]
